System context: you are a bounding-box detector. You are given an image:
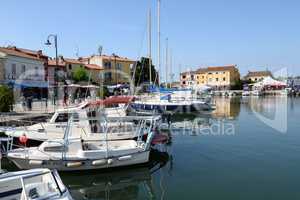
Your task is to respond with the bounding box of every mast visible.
[148,8,152,84]
[165,38,168,88]
[157,0,161,85]
[170,49,172,88]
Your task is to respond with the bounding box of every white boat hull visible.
[8,151,150,171]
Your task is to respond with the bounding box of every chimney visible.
[37,50,42,58]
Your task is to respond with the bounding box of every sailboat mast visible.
[165,38,168,88]
[157,0,161,85]
[170,48,172,88]
[148,8,152,84]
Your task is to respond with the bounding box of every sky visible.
[1,0,300,80]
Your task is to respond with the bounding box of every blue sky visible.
[1,0,300,80]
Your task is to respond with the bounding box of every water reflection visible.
[211,97,241,119]
[245,96,287,118]
[61,150,170,200]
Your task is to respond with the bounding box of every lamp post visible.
[45,34,58,106]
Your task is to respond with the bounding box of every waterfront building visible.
[244,70,273,82]
[81,54,135,85]
[0,46,48,99]
[48,56,103,85]
[181,65,240,90]
[180,70,197,87]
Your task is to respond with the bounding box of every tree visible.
[133,57,159,86]
[0,85,14,112]
[97,86,110,99]
[230,79,243,90]
[72,67,88,82]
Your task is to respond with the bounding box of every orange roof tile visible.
[245,70,272,78]
[48,59,66,67]
[206,65,237,72]
[85,64,103,70]
[0,47,45,61]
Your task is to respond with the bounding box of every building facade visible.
[48,56,104,85]
[83,54,135,85]
[244,70,273,82]
[180,70,197,87]
[181,65,240,89]
[0,46,48,98]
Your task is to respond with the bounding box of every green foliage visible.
[97,86,110,99]
[0,85,14,112]
[133,57,159,86]
[231,79,243,90]
[72,67,88,82]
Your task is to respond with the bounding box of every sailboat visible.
[130,0,213,115]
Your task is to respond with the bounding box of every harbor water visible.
[2,96,300,199]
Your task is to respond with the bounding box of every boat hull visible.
[8,151,150,171]
[130,102,211,114]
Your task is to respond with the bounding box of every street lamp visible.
[45,34,58,106]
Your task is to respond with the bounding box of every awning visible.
[6,80,48,88]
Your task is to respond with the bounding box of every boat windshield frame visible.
[20,170,65,200]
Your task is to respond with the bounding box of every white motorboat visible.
[5,100,161,145]
[0,168,72,199]
[7,118,156,171]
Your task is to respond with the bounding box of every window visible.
[209,78,212,82]
[216,78,219,81]
[191,75,194,80]
[104,62,111,69]
[69,64,72,70]
[202,76,204,79]
[182,75,186,79]
[216,72,218,74]
[105,72,112,79]
[55,113,69,123]
[223,77,226,81]
[55,113,79,123]
[182,81,186,84]
[197,81,199,84]
[35,66,39,76]
[11,64,16,79]
[197,76,199,79]
[21,65,26,74]
[208,72,212,75]
[116,63,122,70]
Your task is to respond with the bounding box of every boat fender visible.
[107,158,113,165]
[92,159,107,166]
[66,162,82,168]
[19,134,28,146]
[118,155,132,161]
[29,160,43,165]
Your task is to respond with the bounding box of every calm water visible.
[3,96,300,199]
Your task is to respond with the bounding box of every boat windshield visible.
[21,171,61,200]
